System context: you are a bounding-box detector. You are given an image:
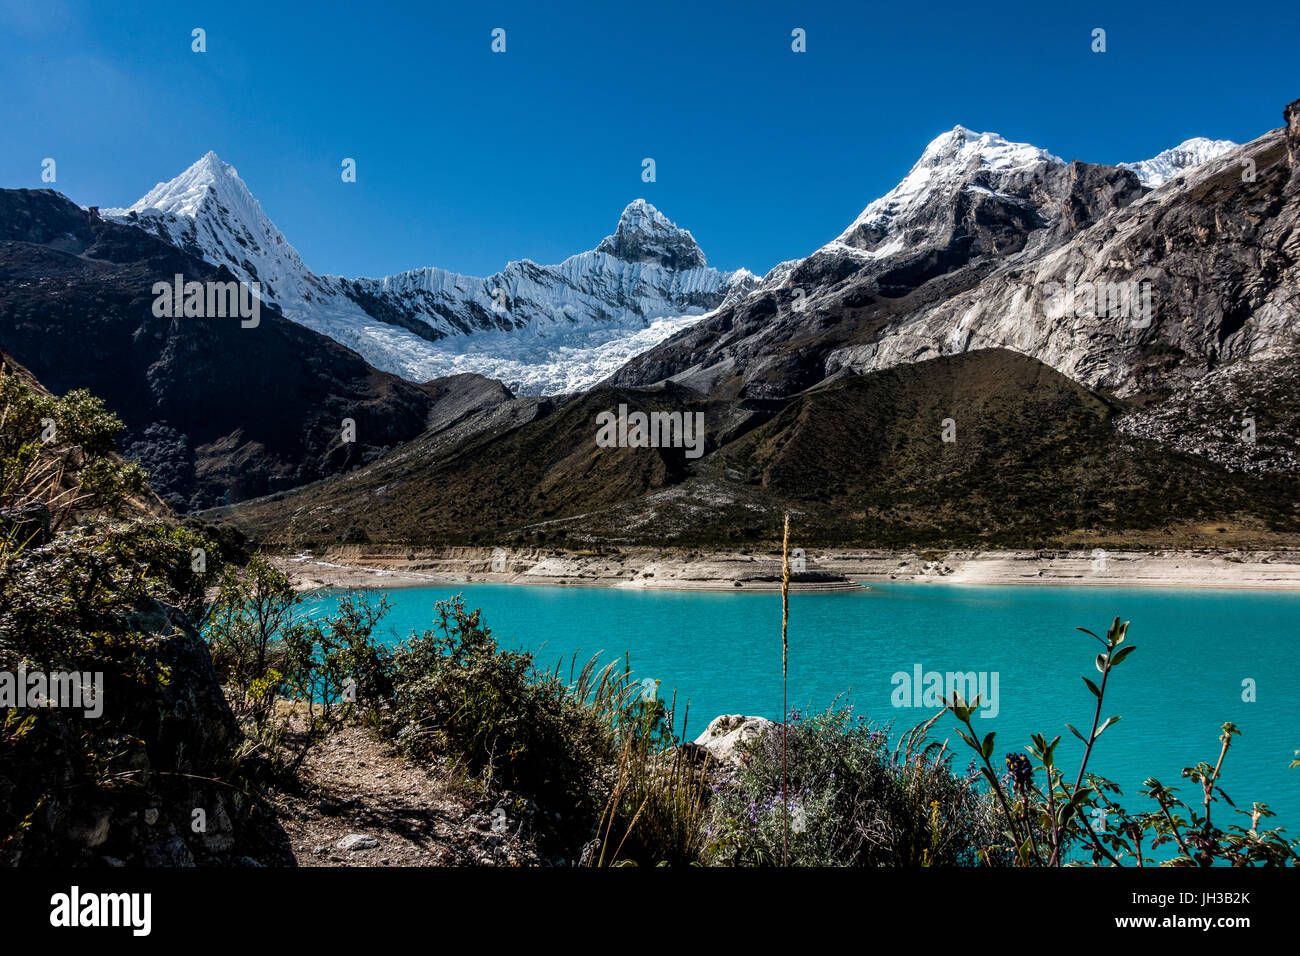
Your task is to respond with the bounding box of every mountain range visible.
[95,131,1245,401]
[3,98,1297,549]
[104,159,756,395]
[0,187,511,510]
[210,100,1299,551]
[608,128,1279,399]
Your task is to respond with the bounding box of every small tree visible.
[280,592,394,773]
[206,555,300,727]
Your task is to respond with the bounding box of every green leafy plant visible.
[204,557,396,776]
[0,363,147,531]
[206,555,302,728]
[279,592,394,772]
[951,617,1299,866]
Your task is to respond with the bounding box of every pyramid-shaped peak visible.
[123,151,252,218]
[616,197,669,226]
[195,150,231,173]
[597,199,706,270]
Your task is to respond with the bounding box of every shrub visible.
[206,555,301,728]
[279,591,394,772]
[204,557,394,775]
[704,705,1000,867]
[0,363,146,528]
[0,363,223,715]
[385,595,618,819]
[0,366,253,864]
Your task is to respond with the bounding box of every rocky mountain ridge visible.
[214,347,1300,550]
[609,108,1296,408]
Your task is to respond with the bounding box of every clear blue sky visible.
[2,0,1297,279]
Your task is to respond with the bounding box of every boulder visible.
[693,714,776,767]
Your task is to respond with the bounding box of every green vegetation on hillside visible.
[0,363,242,864]
[213,350,1300,552]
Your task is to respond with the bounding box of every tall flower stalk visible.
[780,512,791,868]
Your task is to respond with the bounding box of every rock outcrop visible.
[694,715,776,767]
[1286,97,1300,170]
[0,600,283,866]
[595,198,709,270]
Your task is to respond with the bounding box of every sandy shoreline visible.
[273,546,1300,594]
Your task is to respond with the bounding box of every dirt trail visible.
[266,725,544,867]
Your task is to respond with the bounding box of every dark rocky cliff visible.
[0,189,508,510]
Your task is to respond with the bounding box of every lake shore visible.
[274,545,1300,593]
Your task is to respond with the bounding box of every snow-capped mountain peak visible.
[921,126,1064,170]
[596,198,707,270]
[610,197,672,233]
[119,151,279,241]
[125,150,236,216]
[1118,137,1239,188]
[107,156,753,395]
[106,152,314,305]
[831,126,1064,253]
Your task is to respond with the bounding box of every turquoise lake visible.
[303,581,1300,836]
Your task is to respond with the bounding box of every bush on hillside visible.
[704,706,1001,867]
[385,596,621,819]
